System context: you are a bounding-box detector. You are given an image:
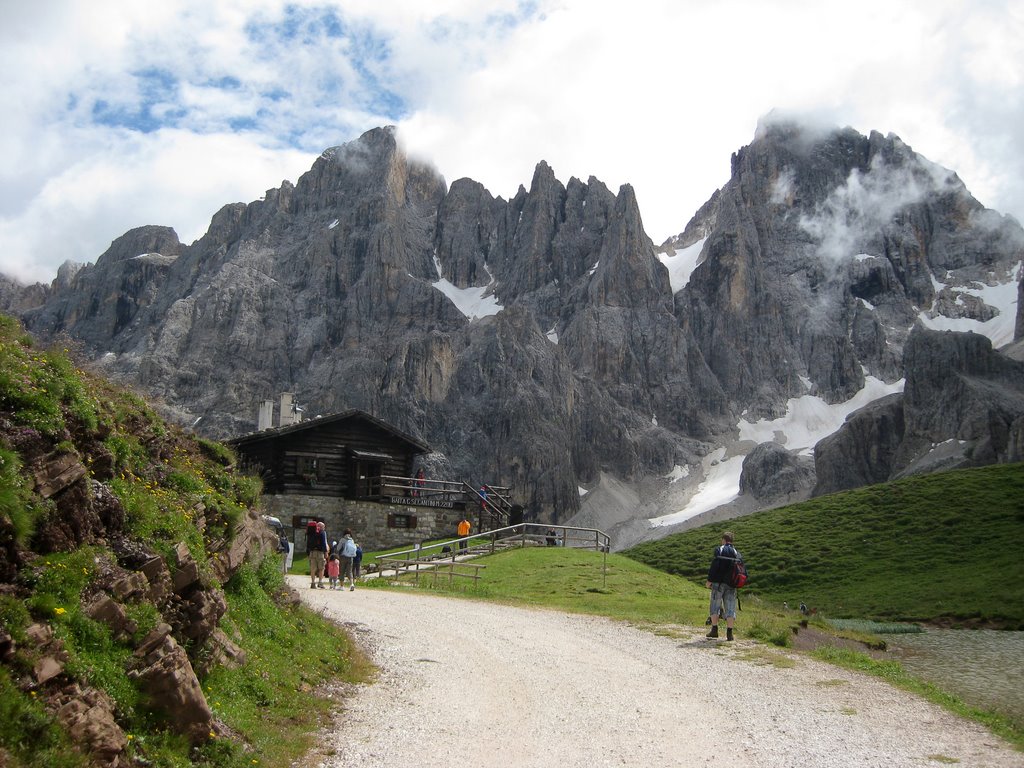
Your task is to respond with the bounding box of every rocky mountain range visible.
[4,120,1023,548]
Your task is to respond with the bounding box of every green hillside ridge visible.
[625,463,1024,628]
[0,315,367,768]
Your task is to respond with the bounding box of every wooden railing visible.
[376,523,610,587]
[463,482,513,529]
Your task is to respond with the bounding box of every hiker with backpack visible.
[306,520,329,589]
[339,529,359,591]
[705,531,745,641]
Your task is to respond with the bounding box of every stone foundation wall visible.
[260,495,466,552]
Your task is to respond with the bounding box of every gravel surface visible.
[291,577,1022,768]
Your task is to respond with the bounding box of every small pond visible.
[887,629,1024,724]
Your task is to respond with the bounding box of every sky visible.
[2,0,1023,285]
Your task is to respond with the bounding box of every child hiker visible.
[326,553,340,590]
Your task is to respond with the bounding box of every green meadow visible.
[624,463,1024,628]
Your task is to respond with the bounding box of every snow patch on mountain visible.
[738,374,906,455]
[657,237,706,294]
[649,448,745,528]
[919,262,1022,347]
[648,374,905,528]
[431,254,504,320]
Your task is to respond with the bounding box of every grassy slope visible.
[624,463,1024,627]
[0,315,368,768]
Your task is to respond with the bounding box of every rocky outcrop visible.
[678,122,1021,420]
[814,326,1024,494]
[739,442,816,500]
[128,623,214,744]
[52,684,128,767]
[0,273,48,314]
[899,327,1024,467]
[813,394,906,495]
[24,226,183,347]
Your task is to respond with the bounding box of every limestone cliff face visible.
[678,124,1022,420]
[814,327,1024,495]
[10,122,1024,524]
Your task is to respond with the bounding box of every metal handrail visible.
[377,522,610,587]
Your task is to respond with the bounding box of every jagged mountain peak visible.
[5,120,1023,546]
[95,225,183,268]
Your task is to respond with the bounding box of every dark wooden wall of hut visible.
[233,416,421,500]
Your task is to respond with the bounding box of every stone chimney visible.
[278,392,301,427]
[257,399,274,431]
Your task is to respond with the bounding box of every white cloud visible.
[2,0,1023,285]
[798,155,956,267]
[0,130,311,282]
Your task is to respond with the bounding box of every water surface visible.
[888,629,1024,723]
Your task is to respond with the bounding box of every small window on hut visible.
[387,513,417,529]
[297,456,322,485]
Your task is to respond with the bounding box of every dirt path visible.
[291,577,1021,768]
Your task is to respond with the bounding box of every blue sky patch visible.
[90,67,184,133]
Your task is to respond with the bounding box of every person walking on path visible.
[339,529,359,591]
[307,521,329,589]
[326,554,340,589]
[354,542,364,579]
[705,531,740,641]
[457,515,471,551]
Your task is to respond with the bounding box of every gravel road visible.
[291,577,1021,768]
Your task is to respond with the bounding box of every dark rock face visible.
[677,123,1021,419]
[899,327,1024,467]
[9,122,1024,523]
[739,442,815,500]
[814,327,1024,494]
[813,393,906,495]
[0,273,49,314]
[25,226,183,346]
[1016,273,1024,342]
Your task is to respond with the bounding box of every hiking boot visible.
[310,583,316,589]
[726,628,734,641]
[706,625,719,638]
